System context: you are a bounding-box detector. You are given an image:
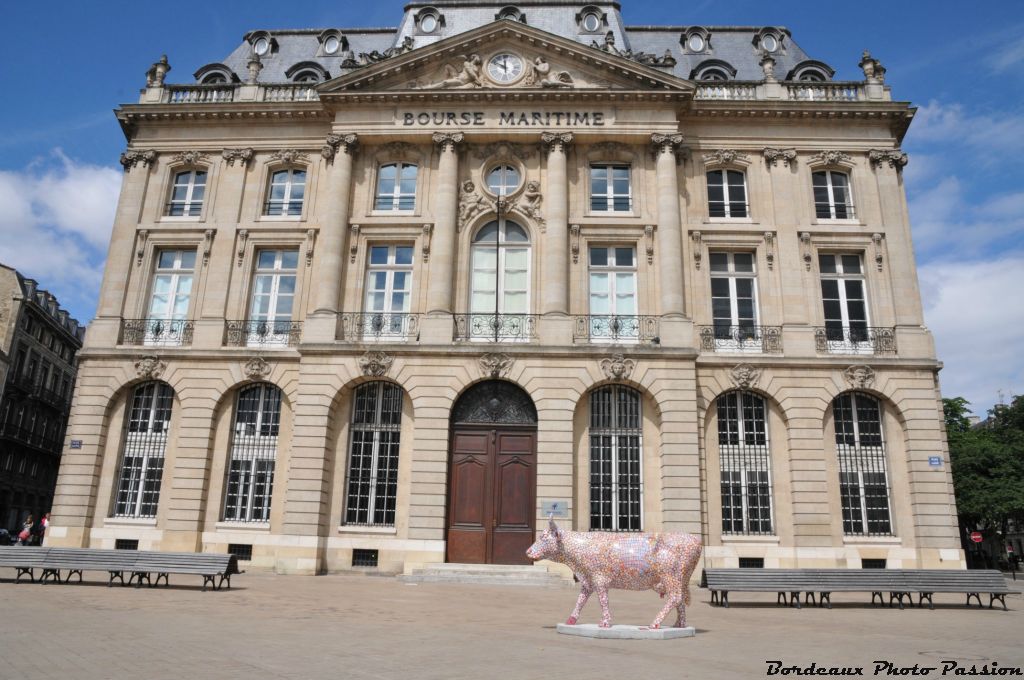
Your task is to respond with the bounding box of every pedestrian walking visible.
[16,514,33,546]
[37,513,50,545]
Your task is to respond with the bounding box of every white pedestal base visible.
[556,624,696,640]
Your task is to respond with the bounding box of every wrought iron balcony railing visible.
[340,312,420,341]
[698,325,783,354]
[453,314,538,342]
[814,326,897,355]
[224,319,302,348]
[120,318,194,347]
[573,315,660,344]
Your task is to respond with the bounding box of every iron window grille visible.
[862,558,887,569]
[345,382,403,527]
[113,382,173,518]
[590,164,632,212]
[834,392,892,536]
[352,548,379,567]
[589,385,643,532]
[227,543,254,561]
[115,539,139,550]
[223,384,281,523]
[374,163,418,211]
[738,557,765,568]
[718,391,774,535]
[707,169,749,218]
[167,170,207,217]
[812,170,855,219]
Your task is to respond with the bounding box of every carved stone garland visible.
[120,149,157,170]
[809,150,852,166]
[702,149,749,166]
[868,149,908,170]
[600,354,635,382]
[359,351,394,377]
[222,148,254,167]
[763,148,797,167]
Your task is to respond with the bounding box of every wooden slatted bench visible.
[703,568,1017,610]
[0,547,240,591]
[0,547,50,583]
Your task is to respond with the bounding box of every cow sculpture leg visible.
[651,591,683,629]
[566,583,593,625]
[597,588,613,628]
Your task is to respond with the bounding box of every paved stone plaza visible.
[1,573,1021,679]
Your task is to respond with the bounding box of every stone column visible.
[90,149,157,348]
[540,132,572,315]
[425,132,463,315]
[305,133,358,342]
[651,134,686,316]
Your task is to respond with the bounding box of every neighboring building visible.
[0,265,85,530]
[49,2,964,575]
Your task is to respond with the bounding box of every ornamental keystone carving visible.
[322,133,359,161]
[809,150,852,167]
[222,148,254,167]
[243,357,271,381]
[763,147,797,167]
[172,150,208,166]
[119,149,157,170]
[479,352,513,378]
[872,233,885,271]
[432,132,465,152]
[729,363,761,389]
[359,351,393,377]
[868,149,908,170]
[844,365,876,390]
[540,132,574,153]
[135,356,166,380]
[702,149,749,166]
[269,149,309,165]
[458,181,490,231]
[473,142,534,162]
[600,354,635,381]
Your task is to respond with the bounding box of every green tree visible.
[943,396,1024,567]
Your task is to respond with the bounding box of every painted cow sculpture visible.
[526,517,703,629]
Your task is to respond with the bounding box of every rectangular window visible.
[115,539,139,550]
[167,170,207,217]
[813,171,854,219]
[590,164,632,212]
[374,163,418,211]
[707,170,748,218]
[718,391,773,535]
[361,245,414,339]
[248,249,299,347]
[589,386,643,532]
[587,246,638,341]
[834,393,892,536]
[146,249,196,346]
[352,548,379,567]
[819,253,871,353]
[265,169,306,216]
[738,557,765,569]
[345,383,403,527]
[223,385,281,523]
[227,543,253,561]
[709,252,760,352]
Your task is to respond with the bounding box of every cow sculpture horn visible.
[548,514,560,535]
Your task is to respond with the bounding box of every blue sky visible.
[0,1,1021,415]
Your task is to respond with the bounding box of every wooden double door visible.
[446,425,536,565]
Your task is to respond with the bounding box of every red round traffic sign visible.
[970,531,983,543]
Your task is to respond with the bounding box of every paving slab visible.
[0,571,1021,680]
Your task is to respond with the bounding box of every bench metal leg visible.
[108,571,126,587]
[989,594,1007,611]
[711,590,719,606]
[218,574,230,590]
[15,567,34,583]
[805,591,816,607]
[65,569,83,584]
[722,591,729,608]
[777,591,787,606]
[871,591,883,606]
[130,572,151,588]
[889,592,905,610]
[40,569,61,584]
[919,593,934,610]
[791,591,802,609]
[820,592,832,610]
[966,592,982,608]
[202,574,216,592]
[151,573,169,588]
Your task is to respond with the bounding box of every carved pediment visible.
[318,22,693,96]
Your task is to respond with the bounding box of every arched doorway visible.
[447,380,537,565]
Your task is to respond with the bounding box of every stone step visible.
[399,562,574,587]
[420,563,550,573]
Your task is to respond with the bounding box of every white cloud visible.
[920,256,1024,416]
[908,100,1024,158]
[0,150,120,321]
[989,34,1024,72]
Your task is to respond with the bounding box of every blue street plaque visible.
[541,500,569,518]
[69,440,83,449]
[928,456,942,467]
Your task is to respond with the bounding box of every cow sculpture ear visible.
[548,514,561,537]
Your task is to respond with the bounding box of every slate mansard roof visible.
[204,1,822,85]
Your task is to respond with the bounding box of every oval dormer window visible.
[324,36,341,54]
[688,34,705,52]
[761,35,778,52]
[582,12,601,32]
[421,14,438,33]
[253,37,270,56]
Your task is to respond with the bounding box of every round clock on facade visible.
[487,53,524,84]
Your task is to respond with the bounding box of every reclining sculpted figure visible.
[526,517,702,629]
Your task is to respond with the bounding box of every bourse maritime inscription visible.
[401,111,607,127]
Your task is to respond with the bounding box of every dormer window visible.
[583,13,600,32]
[416,8,443,34]
[787,60,835,83]
[285,62,330,84]
[193,63,238,85]
[318,30,348,57]
[577,6,606,33]
[496,6,525,23]
[324,36,340,54]
[294,71,320,83]
[681,27,711,54]
[691,60,737,82]
[248,31,276,57]
[254,38,270,56]
[753,28,786,54]
[202,74,227,84]
[761,35,778,52]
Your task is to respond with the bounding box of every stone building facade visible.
[49,2,964,574]
[0,265,85,530]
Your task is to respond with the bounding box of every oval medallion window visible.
[486,165,521,196]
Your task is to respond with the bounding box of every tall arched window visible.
[589,385,642,531]
[224,383,281,522]
[345,382,404,527]
[833,392,892,536]
[717,391,772,535]
[113,382,174,518]
[469,220,531,339]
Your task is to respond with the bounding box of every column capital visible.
[221,148,254,167]
[650,133,684,157]
[119,149,157,171]
[762,147,797,168]
[322,133,359,162]
[868,148,908,171]
[540,131,574,153]
[432,132,465,152]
